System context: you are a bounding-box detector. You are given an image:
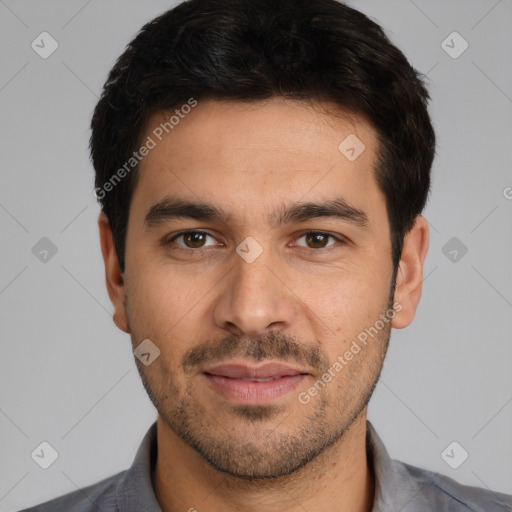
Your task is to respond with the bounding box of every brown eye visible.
[183,232,207,248]
[169,231,216,249]
[305,232,329,249]
[294,231,342,250]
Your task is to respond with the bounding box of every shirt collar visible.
[116,422,161,511]
[115,420,421,511]
[365,421,425,511]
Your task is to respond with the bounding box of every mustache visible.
[182,331,330,374]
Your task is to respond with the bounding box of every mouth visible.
[202,362,310,404]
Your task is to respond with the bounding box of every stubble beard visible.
[128,315,391,480]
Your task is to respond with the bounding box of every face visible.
[112,98,401,478]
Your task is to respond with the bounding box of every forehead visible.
[131,98,384,225]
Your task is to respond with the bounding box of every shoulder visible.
[18,470,126,512]
[396,460,512,511]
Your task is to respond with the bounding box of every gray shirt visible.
[19,421,512,511]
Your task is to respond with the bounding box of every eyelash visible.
[165,230,347,251]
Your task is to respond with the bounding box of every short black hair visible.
[91,0,435,275]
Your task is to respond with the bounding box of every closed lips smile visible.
[202,362,309,404]
[222,376,282,382]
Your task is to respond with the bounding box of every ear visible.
[391,215,429,329]
[98,212,130,333]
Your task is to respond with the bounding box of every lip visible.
[203,362,306,379]
[202,362,309,404]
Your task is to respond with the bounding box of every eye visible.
[167,230,218,249]
[293,231,344,250]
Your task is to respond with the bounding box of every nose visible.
[212,245,297,337]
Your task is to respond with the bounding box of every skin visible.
[98,98,429,512]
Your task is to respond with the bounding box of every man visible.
[21,0,512,511]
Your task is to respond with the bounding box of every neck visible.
[153,410,375,512]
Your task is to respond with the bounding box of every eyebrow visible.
[143,196,370,230]
[270,197,369,229]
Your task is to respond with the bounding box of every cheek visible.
[126,268,185,337]
[295,266,391,361]
[128,260,223,351]
[302,266,388,322]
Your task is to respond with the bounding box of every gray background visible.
[1,0,511,510]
